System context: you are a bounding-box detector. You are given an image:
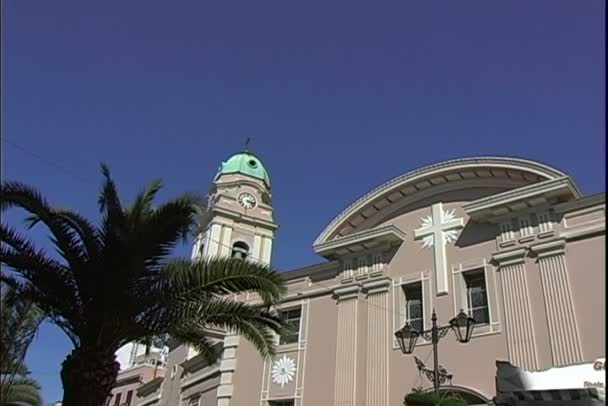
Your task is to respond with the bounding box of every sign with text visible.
[496,358,605,400]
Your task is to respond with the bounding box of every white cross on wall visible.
[414,202,464,295]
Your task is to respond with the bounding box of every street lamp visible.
[394,309,476,399]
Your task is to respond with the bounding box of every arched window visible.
[420,385,491,405]
[231,241,249,260]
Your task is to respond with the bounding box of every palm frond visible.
[130,195,200,271]
[0,182,86,269]
[1,224,82,327]
[161,257,286,306]
[0,375,42,406]
[0,285,43,405]
[170,297,282,359]
[2,164,288,405]
[126,179,163,225]
[170,330,221,365]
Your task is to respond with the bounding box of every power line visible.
[1,136,95,184]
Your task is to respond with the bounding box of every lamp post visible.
[395,309,476,399]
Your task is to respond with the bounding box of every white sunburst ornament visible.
[271,355,296,387]
[419,208,461,248]
[414,202,465,296]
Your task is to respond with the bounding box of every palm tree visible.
[0,164,287,406]
[0,285,43,406]
[1,369,42,406]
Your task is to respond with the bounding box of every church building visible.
[135,152,605,406]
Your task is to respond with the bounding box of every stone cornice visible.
[313,224,406,258]
[136,377,163,396]
[361,277,392,295]
[211,206,279,230]
[281,260,340,282]
[553,192,605,214]
[314,157,571,246]
[180,365,221,390]
[216,177,270,193]
[464,177,582,222]
[491,247,527,267]
[561,222,605,241]
[529,239,567,258]
[333,285,360,301]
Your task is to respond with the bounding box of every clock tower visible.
[157,151,278,406]
[192,150,277,266]
[192,151,277,406]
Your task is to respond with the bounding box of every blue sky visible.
[2,0,604,402]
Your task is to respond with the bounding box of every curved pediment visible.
[314,157,577,249]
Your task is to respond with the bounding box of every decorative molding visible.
[464,177,582,222]
[179,365,220,390]
[529,239,566,259]
[315,157,569,246]
[333,285,360,302]
[560,222,605,241]
[361,278,392,296]
[491,248,527,267]
[211,206,280,230]
[281,261,340,283]
[314,224,406,257]
[553,192,605,214]
[271,355,296,387]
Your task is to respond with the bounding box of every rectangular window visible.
[279,308,301,345]
[113,393,121,406]
[125,390,133,406]
[402,282,424,333]
[463,270,489,325]
[269,400,295,406]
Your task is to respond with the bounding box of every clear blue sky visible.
[2,0,604,403]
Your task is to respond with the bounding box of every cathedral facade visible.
[135,153,605,406]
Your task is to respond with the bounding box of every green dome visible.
[218,152,271,188]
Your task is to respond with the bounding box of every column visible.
[207,223,223,258]
[493,248,539,370]
[363,278,391,406]
[218,225,233,257]
[333,285,360,406]
[260,236,273,265]
[531,239,583,366]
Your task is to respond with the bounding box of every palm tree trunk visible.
[60,346,120,406]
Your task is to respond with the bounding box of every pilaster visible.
[362,278,391,406]
[333,285,360,406]
[530,239,583,366]
[492,248,539,370]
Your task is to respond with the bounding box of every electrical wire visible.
[1,136,95,184]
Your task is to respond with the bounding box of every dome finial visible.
[244,136,252,152]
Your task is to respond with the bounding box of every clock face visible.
[237,192,257,209]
